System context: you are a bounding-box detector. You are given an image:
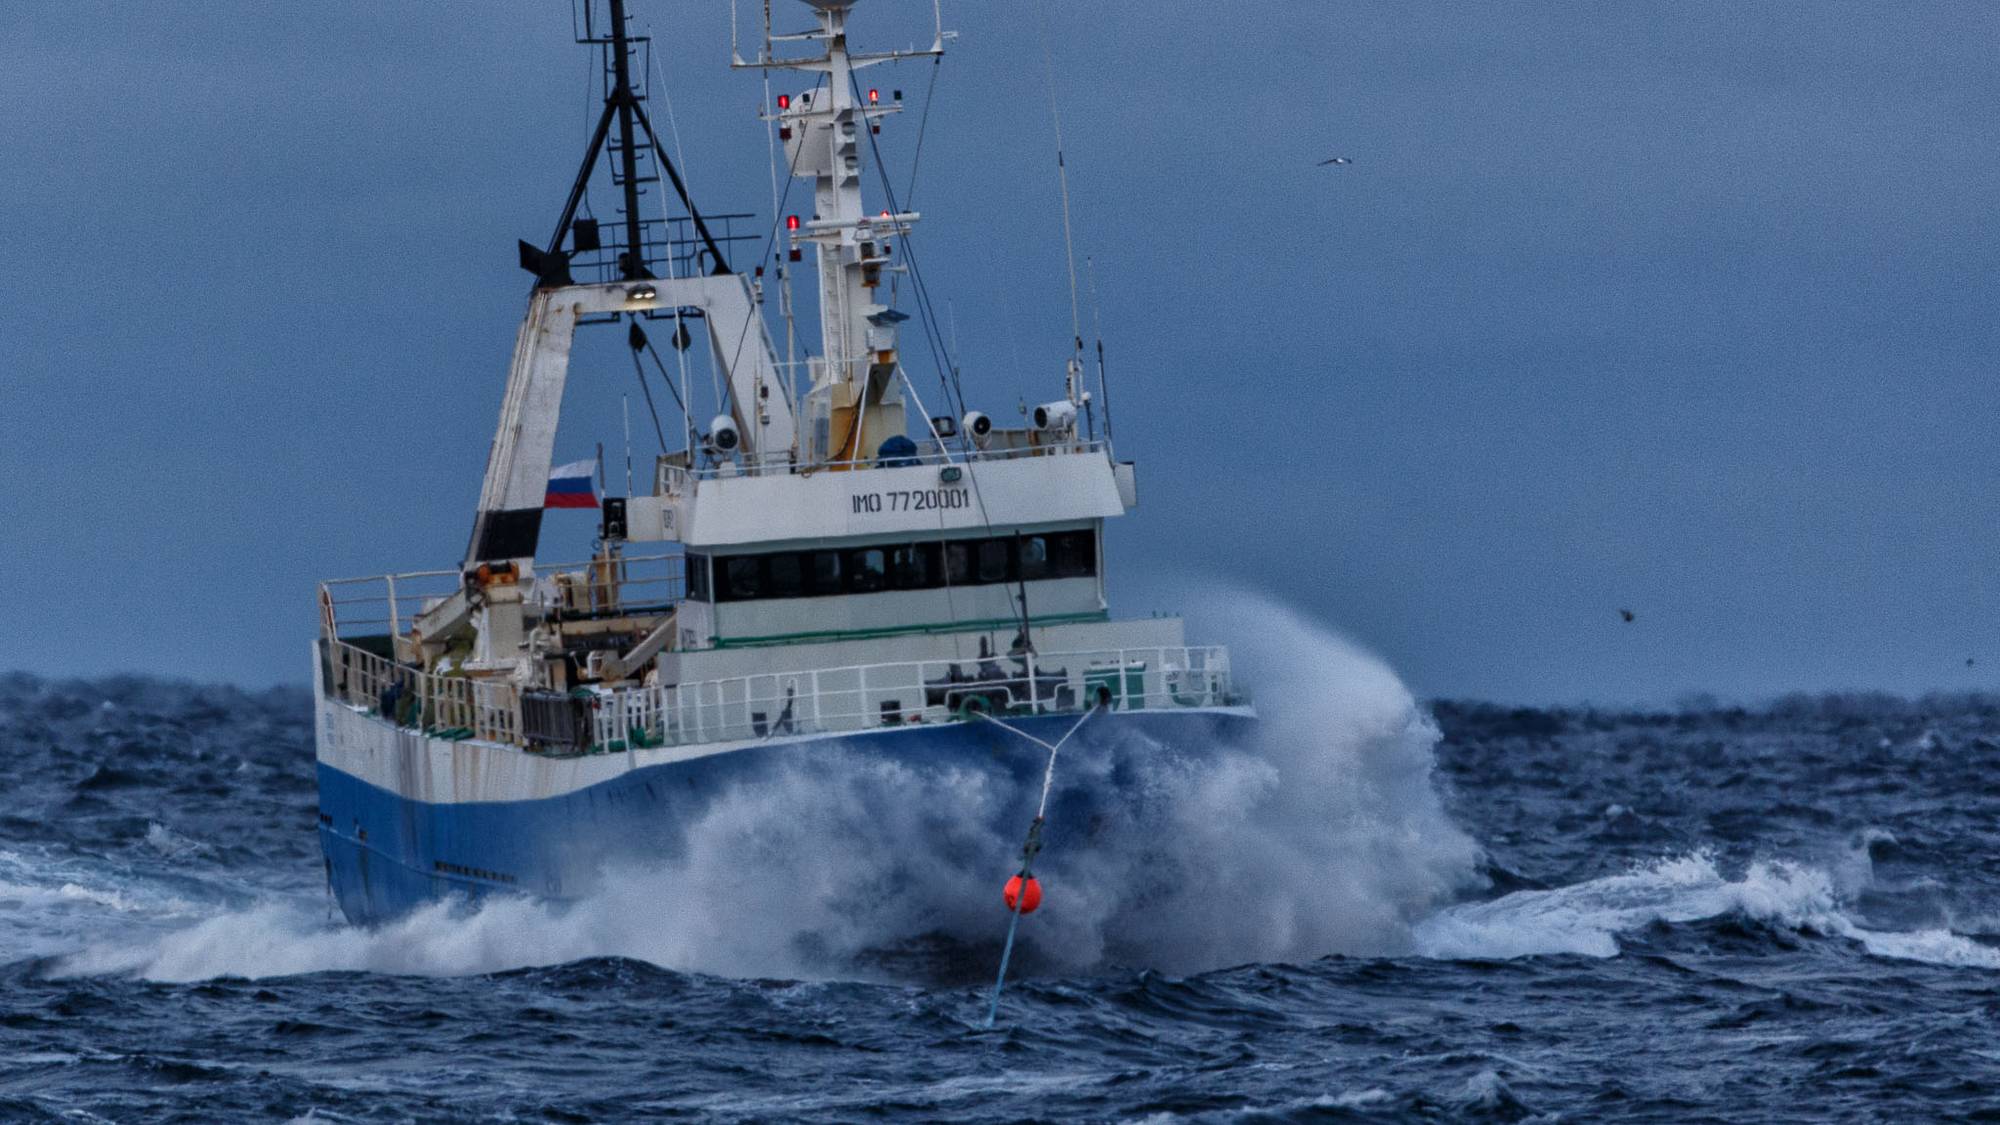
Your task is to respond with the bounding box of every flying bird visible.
[1967,657,1976,667]
[1619,609,1635,623]
[1318,157,1352,166]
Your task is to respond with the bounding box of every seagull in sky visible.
[1619,609,1635,623]
[1318,156,1353,166]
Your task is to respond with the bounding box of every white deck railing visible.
[663,438,1112,485]
[587,645,1234,752]
[322,637,1234,755]
[323,640,522,745]
[318,553,685,642]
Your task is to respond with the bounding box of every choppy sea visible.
[4,612,1999,1122]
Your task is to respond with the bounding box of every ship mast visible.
[737,0,945,466]
[521,0,733,285]
[606,0,650,280]
[467,1,804,567]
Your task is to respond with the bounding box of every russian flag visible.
[544,459,598,509]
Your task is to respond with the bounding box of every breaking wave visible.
[27,603,2000,987]
[54,596,1485,982]
[13,656,2000,1120]
[1414,850,2000,970]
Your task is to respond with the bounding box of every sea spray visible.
[1037,594,1488,969]
[17,671,2000,1119]
[58,595,1487,981]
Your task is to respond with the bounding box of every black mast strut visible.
[607,0,649,280]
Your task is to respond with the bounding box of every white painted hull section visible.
[314,672,1252,807]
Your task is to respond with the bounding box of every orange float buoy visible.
[1003,874,1042,914]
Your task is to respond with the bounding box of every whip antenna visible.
[1038,0,1086,404]
[1087,255,1113,441]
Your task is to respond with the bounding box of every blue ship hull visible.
[316,708,1255,926]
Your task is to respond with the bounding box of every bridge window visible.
[725,556,763,600]
[686,554,711,600]
[890,543,934,589]
[943,541,972,585]
[808,550,844,596]
[849,548,887,593]
[1052,530,1095,578]
[767,553,804,599]
[701,528,1096,603]
[1019,535,1050,581]
[976,539,1011,583]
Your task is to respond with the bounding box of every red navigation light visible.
[868,88,879,104]
[777,93,791,110]
[786,214,800,232]
[880,210,890,219]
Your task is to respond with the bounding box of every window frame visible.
[685,553,711,601]
[847,547,889,593]
[721,555,764,602]
[942,541,973,586]
[697,528,1096,604]
[975,538,1013,584]
[1018,534,1051,581]
[889,542,937,590]
[766,552,805,599]
[807,550,844,596]
[1051,529,1097,578]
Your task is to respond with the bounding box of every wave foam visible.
[1413,851,2000,970]
[55,596,1485,982]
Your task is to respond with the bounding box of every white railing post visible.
[384,574,399,641]
[330,636,1234,751]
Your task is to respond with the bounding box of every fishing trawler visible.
[312,0,1250,925]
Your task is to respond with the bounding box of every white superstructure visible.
[315,0,1235,761]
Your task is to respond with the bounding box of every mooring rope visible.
[978,704,1099,1029]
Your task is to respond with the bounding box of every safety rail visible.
[318,553,686,642]
[321,638,1234,756]
[322,639,521,745]
[566,212,760,289]
[588,645,1235,753]
[662,438,1112,486]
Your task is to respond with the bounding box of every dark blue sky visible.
[3,2,1994,702]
